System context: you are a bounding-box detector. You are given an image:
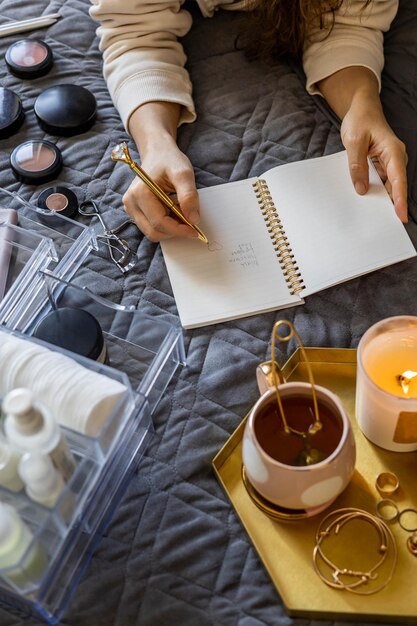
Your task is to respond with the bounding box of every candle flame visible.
[397,370,417,395]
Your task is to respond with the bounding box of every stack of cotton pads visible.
[0,333,128,436]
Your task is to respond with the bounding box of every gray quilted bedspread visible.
[1,0,417,624]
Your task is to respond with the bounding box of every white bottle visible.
[18,452,65,507]
[2,388,76,482]
[0,501,47,587]
[0,438,23,492]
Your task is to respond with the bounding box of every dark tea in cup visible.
[254,395,343,467]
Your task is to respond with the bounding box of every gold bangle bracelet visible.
[313,507,397,595]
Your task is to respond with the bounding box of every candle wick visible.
[397,370,417,395]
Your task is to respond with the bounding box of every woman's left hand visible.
[341,93,408,222]
[319,67,408,223]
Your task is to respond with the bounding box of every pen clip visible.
[111,142,209,244]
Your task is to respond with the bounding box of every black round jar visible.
[33,307,106,363]
[0,88,24,139]
[34,84,97,136]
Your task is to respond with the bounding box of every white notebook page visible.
[161,178,301,328]
[263,151,416,295]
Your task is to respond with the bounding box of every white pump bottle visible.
[3,388,76,481]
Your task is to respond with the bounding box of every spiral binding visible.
[252,179,305,295]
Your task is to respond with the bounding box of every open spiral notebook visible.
[161,151,416,329]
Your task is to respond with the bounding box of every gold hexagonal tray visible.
[212,348,417,623]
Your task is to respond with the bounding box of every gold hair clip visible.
[271,319,322,437]
[268,320,323,466]
[111,142,209,244]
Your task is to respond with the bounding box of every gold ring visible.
[407,532,417,556]
[398,508,417,532]
[376,499,399,523]
[375,472,399,496]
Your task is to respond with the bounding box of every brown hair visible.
[244,0,372,60]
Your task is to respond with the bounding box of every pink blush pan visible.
[10,140,62,184]
[9,41,48,66]
[5,39,53,79]
[15,141,56,171]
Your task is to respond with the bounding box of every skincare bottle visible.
[19,452,65,507]
[0,437,23,492]
[0,502,47,587]
[3,388,76,482]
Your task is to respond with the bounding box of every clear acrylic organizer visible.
[0,194,185,623]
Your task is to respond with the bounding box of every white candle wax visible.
[363,328,417,397]
[356,316,417,452]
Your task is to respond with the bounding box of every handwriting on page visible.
[208,241,223,251]
[228,243,259,268]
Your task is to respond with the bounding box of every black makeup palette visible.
[5,39,53,79]
[0,87,24,139]
[34,84,97,136]
[10,139,63,185]
[36,185,78,225]
[33,307,107,363]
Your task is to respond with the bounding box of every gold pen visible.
[111,142,209,244]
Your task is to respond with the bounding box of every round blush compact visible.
[34,85,97,136]
[10,140,63,185]
[5,39,53,79]
[36,186,79,225]
[0,87,25,139]
[33,307,106,363]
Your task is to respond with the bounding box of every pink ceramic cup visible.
[242,378,356,513]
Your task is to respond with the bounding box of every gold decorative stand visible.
[212,348,417,623]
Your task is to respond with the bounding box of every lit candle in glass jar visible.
[356,316,417,451]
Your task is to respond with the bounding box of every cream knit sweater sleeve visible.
[304,0,398,95]
[89,0,195,129]
[89,0,398,132]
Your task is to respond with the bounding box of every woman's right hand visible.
[123,102,201,242]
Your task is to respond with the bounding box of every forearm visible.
[129,101,181,158]
[318,66,382,120]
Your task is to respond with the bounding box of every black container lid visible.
[36,185,79,225]
[33,307,105,362]
[10,139,63,185]
[0,88,24,139]
[34,85,97,136]
[5,39,53,79]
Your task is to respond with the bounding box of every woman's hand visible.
[341,92,407,222]
[124,102,201,242]
[319,67,408,223]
